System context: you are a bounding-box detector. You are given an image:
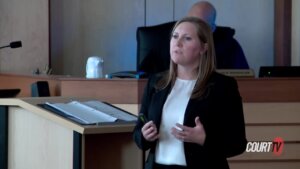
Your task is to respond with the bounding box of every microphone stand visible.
[0,45,10,49]
[0,41,22,49]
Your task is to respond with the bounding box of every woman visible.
[133,17,247,169]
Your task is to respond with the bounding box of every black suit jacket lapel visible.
[149,85,171,129]
[183,80,215,127]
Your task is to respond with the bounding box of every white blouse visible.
[155,78,196,166]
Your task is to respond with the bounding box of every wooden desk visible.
[229,102,300,169]
[237,77,300,102]
[60,77,146,104]
[0,73,61,97]
[0,97,142,169]
[59,77,300,103]
[2,73,300,103]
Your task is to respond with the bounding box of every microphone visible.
[0,41,22,49]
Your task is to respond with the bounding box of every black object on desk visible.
[259,66,300,77]
[105,71,147,79]
[0,89,21,98]
[31,81,50,97]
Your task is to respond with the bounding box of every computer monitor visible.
[259,66,300,77]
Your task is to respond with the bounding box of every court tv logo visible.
[246,137,284,156]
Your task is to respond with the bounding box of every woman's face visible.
[170,22,207,69]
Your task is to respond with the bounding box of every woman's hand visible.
[171,116,206,145]
[141,121,159,141]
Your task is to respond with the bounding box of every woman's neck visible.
[177,66,197,80]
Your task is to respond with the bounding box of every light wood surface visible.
[1,97,142,169]
[228,102,300,169]
[237,77,300,102]
[0,97,138,134]
[59,77,300,103]
[8,107,73,169]
[60,78,146,104]
[243,103,300,124]
[2,73,300,103]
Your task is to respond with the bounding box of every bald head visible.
[188,1,216,31]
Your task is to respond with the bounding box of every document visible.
[45,100,137,125]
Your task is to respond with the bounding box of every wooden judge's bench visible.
[0,72,300,169]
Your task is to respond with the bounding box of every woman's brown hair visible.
[156,16,216,98]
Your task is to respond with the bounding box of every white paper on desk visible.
[82,100,137,121]
[45,101,117,124]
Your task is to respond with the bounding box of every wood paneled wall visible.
[50,0,274,77]
[0,0,49,74]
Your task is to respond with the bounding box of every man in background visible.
[138,1,249,74]
[188,1,249,69]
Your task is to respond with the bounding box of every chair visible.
[136,22,176,74]
[105,22,175,79]
[136,21,251,73]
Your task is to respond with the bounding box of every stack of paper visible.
[45,100,136,125]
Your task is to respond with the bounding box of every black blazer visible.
[133,72,247,169]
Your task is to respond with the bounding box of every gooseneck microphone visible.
[0,41,22,49]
